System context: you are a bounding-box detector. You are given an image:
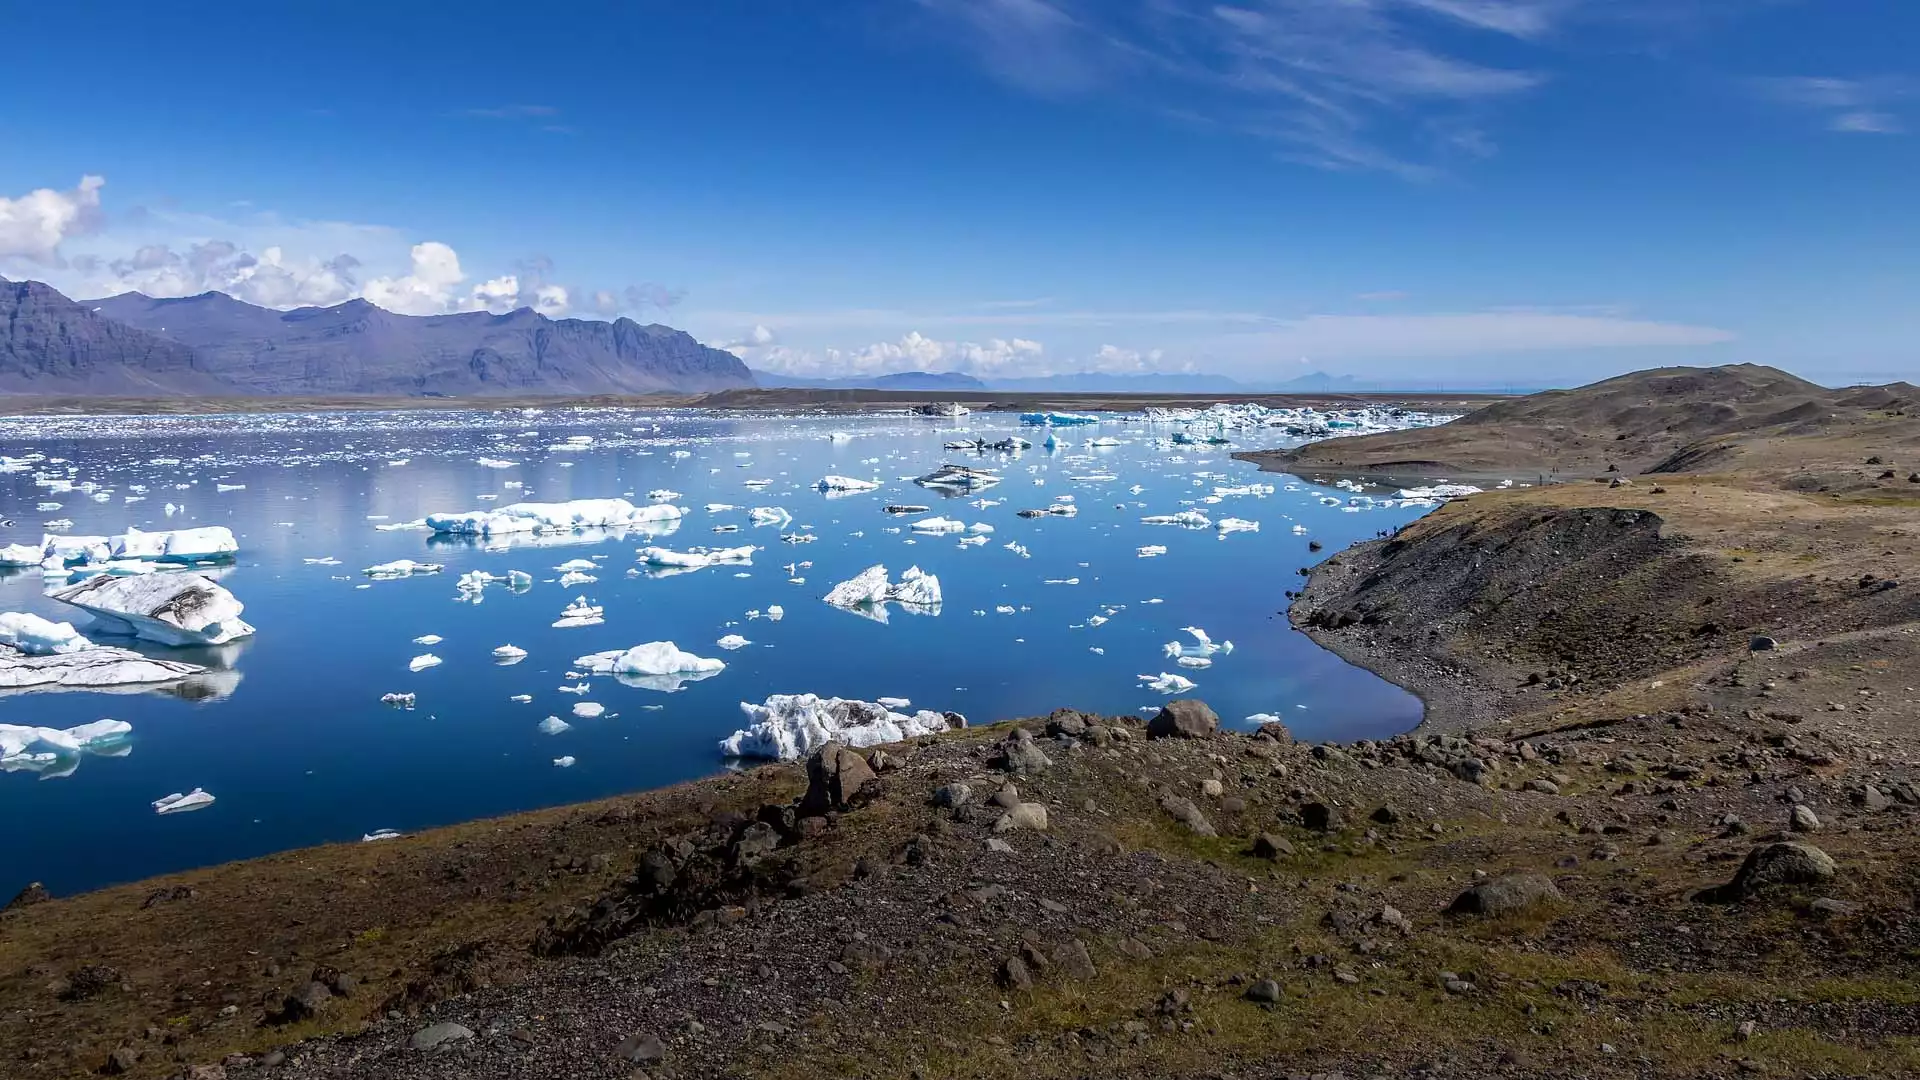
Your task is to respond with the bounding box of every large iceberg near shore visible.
[573,642,725,692]
[49,573,256,646]
[425,498,685,537]
[720,693,962,760]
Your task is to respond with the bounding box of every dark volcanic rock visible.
[800,742,879,816]
[1445,872,1564,918]
[1148,699,1219,739]
[1697,842,1837,903]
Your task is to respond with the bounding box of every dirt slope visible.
[1237,364,1920,485]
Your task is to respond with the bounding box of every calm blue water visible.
[0,407,1432,893]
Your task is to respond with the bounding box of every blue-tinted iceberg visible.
[49,573,256,646]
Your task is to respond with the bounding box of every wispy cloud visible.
[460,104,561,120]
[914,0,1628,177]
[1752,76,1913,135]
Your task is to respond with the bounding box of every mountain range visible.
[1,278,753,396]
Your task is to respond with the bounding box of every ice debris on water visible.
[381,692,416,709]
[492,644,528,663]
[408,654,441,672]
[364,559,443,579]
[1216,517,1260,534]
[1138,672,1198,694]
[716,634,750,650]
[553,756,576,768]
[572,702,605,718]
[50,573,255,646]
[1165,626,1233,659]
[638,545,755,571]
[1,719,133,772]
[823,565,942,620]
[362,829,403,842]
[573,642,726,692]
[412,634,443,645]
[816,475,880,494]
[1142,510,1212,528]
[553,597,605,628]
[0,612,90,655]
[424,498,686,537]
[749,506,792,527]
[152,788,215,815]
[719,693,960,760]
[538,716,571,734]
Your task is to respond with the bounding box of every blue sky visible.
[1,0,1914,386]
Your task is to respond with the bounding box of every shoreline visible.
[0,387,1506,419]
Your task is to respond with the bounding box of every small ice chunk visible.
[425,498,685,536]
[638,545,755,570]
[816,475,880,493]
[412,634,443,645]
[1137,545,1167,558]
[573,642,725,691]
[362,829,403,842]
[877,696,911,709]
[716,634,751,650]
[749,506,792,527]
[553,755,577,768]
[1142,510,1212,527]
[910,516,967,534]
[572,702,605,718]
[0,612,90,656]
[408,653,442,672]
[152,788,215,815]
[1138,672,1197,694]
[552,596,605,628]
[511,694,535,703]
[1216,517,1260,533]
[364,559,444,579]
[538,715,571,734]
[823,565,943,615]
[493,644,528,662]
[381,691,417,708]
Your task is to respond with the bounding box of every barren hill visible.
[1238,363,1920,487]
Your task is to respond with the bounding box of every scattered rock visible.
[994,803,1049,833]
[617,1032,667,1066]
[1147,699,1218,739]
[1369,805,1401,825]
[1200,778,1224,798]
[1052,939,1098,981]
[995,729,1054,774]
[800,742,879,816]
[931,783,973,808]
[1245,978,1282,1003]
[1445,872,1564,918]
[276,980,334,1023]
[102,1046,140,1075]
[998,955,1032,990]
[1299,802,1338,832]
[408,1022,475,1051]
[1749,635,1777,652]
[1158,795,1216,837]
[1789,804,1821,833]
[1699,842,1836,902]
[1525,778,1561,795]
[1251,833,1295,860]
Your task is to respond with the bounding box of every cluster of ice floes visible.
[553,597,605,628]
[49,573,255,646]
[637,545,755,572]
[424,498,685,537]
[1,719,132,774]
[573,642,725,692]
[1164,626,1234,667]
[719,693,960,759]
[1,526,239,573]
[823,565,942,620]
[1144,401,1458,439]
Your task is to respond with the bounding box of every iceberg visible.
[716,634,750,650]
[910,516,968,534]
[637,545,756,571]
[109,526,239,563]
[425,498,686,537]
[553,755,577,768]
[0,542,43,567]
[1020,411,1099,426]
[1138,672,1198,694]
[493,644,528,662]
[1164,626,1234,660]
[1216,517,1260,534]
[719,693,961,760]
[822,565,943,618]
[749,506,792,527]
[1137,545,1167,558]
[1142,510,1212,528]
[364,559,443,579]
[50,572,255,646]
[152,788,215,815]
[362,829,403,842]
[2,718,133,773]
[381,692,416,708]
[915,464,1002,494]
[573,641,726,692]
[816,475,880,494]
[538,716,571,734]
[408,653,442,672]
[0,612,90,655]
[412,634,443,645]
[1395,483,1483,499]
[552,596,605,628]
[572,702,605,718]
[0,641,209,694]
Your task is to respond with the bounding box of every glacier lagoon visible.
[0,405,1447,893]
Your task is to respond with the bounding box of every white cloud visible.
[1753,76,1912,135]
[0,175,104,265]
[73,241,361,308]
[734,329,1049,378]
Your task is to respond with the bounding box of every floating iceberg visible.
[553,755,576,768]
[719,693,960,759]
[1138,672,1198,694]
[716,634,750,650]
[823,565,943,620]
[2,718,133,773]
[50,573,255,646]
[538,716,571,735]
[1137,545,1167,558]
[572,701,605,718]
[493,644,528,662]
[364,559,443,579]
[109,526,239,563]
[381,692,416,708]
[362,829,403,842]
[915,464,1002,494]
[552,596,605,628]
[909,516,968,534]
[816,475,880,494]
[0,612,90,655]
[749,506,792,527]
[1020,411,1099,426]
[425,498,686,537]
[1142,510,1212,528]
[408,653,442,672]
[0,543,44,567]
[1395,483,1483,499]
[637,545,755,571]
[152,788,215,814]
[1216,517,1260,534]
[0,641,210,695]
[1164,626,1234,660]
[573,642,726,692]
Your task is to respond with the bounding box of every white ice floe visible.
[0,612,90,655]
[554,558,597,572]
[1216,517,1260,534]
[558,570,597,588]
[1164,627,1234,660]
[0,640,207,693]
[381,692,416,708]
[816,475,880,494]
[0,543,44,567]
[364,559,444,579]
[425,498,685,536]
[1395,483,1482,499]
[109,526,239,563]
[716,634,751,650]
[408,653,442,672]
[1142,510,1212,528]
[877,696,911,709]
[719,693,959,760]
[910,516,967,534]
[552,596,605,628]
[50,572,255,646]
[1138,672,1198,694]
[412,634,443,645]
[553,756,576,768]
[1245,712,1282,724]
[637,545,755,571]
[822,565,943,619]
[1,719,133,772]
[573,642,726,692]
[361,829,403,842]
[572,702,605,718]
[493,644,528,662]
[1137,545,1167,558]
[152,788,215,815]
[915,464,1002,493]
[648,488,682,501]
[749,507,792,527]
[538,716,571,734]
[477,457,517,469]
